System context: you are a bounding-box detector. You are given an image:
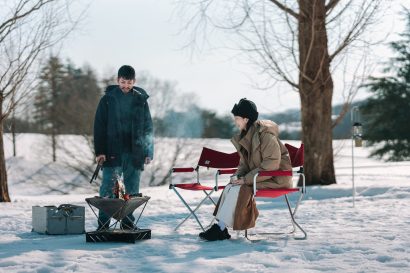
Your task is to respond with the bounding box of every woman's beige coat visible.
[214,120,292,230]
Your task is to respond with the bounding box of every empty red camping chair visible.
[247,143,307,240]
[169,147,240,231]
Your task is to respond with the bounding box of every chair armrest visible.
[217,168,237,175]
[172,167,195,173]
[253,170,293,196]
[214,168,238,191]
[258,170,292,176]
[169,167,196,186]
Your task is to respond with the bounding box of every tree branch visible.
[325,0,341,13]
[0,0,55,37]
[268,0,299,19]
[246,15,299,88]
[329,1,380,60]
[326,0,352,24]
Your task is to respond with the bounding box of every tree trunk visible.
[52,131,56,162]
[12,108,16,157]
[51,63,58,163]
[0,95,11,202]
[298,1,336,185]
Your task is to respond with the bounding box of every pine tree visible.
[361,13,410,161]
[59,63,101,135]
[34,57,101,162]
[34,56,66,162]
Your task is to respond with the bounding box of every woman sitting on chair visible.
[199,98,293,241]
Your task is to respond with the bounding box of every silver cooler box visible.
[32,204,85,235]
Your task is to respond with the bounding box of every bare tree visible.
[0,0,85,202]
[136,71,180,119]
[178,0,385,185]
[123,73,206,187]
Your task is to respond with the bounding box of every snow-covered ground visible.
[1,135,410,272]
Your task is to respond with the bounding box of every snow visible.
[1,135,410,272]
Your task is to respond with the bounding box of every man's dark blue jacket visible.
[93,85,154,169]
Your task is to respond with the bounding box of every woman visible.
[199,98,292,241]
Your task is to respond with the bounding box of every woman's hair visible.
[240,119,256,138]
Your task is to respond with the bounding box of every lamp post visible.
[351,106,362,207]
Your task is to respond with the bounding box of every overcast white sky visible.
[61,0,408,115]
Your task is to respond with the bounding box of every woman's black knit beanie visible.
[231,98,259,123]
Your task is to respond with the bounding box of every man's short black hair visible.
[118,65,135,80]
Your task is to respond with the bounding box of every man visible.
[93,65,154,230]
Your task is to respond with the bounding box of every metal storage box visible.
[32,204,85,235]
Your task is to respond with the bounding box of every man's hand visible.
[96,155,106,164]
[145,157,152,165]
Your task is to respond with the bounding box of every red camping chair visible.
[169,147,240,232]
[246,143,307,240]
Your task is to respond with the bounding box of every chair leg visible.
[244,229,264,242]
[172,187,216,232]
[292,191,304,216]
[203,190,217,206]
[284,195,307,240]
[244,193,307,241]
